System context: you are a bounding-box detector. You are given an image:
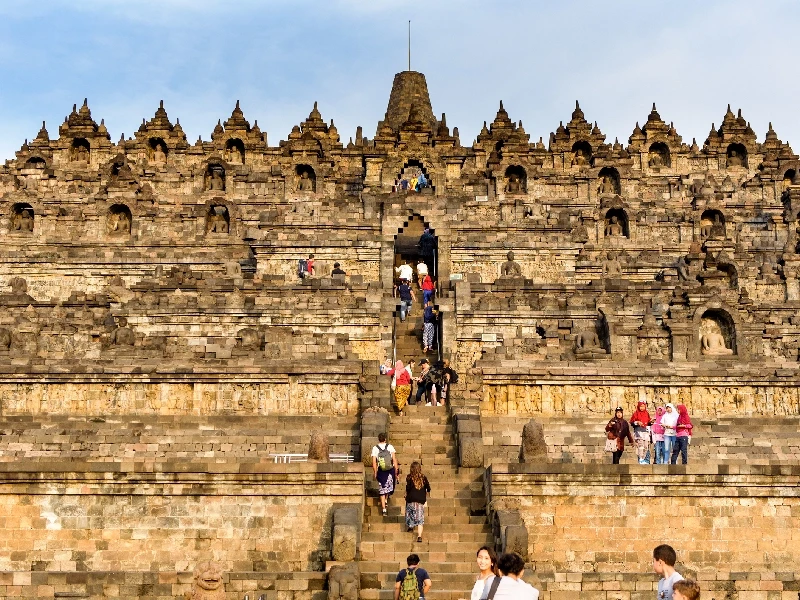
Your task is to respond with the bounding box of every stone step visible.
[358,560,490,574]
[360,590,475,600]
[360,537,493,552]
[364,509,484,522]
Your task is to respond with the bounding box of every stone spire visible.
[378,71,436,135]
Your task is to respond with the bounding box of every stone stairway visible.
[394,304,425,364]
[360,406,491,600]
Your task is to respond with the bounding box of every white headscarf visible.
[660,403,679,430]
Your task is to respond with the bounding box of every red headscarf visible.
[676,404,693,435]
[629,401,651,428]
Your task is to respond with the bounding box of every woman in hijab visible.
[387,360,412,416]
[605,407,634,464]
[629,401,652,464]
[670,404,694,464]
[651,406,666,464]
[660,403,679,462]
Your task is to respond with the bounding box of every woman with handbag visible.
[605,407,634,464]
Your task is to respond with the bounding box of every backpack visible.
[428,363,444,386]
[376,443,392,471]
[298,259,308,278]
[398,568,420,600]
[448,369,459,384]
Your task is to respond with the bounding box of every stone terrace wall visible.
[0,462,364,574]
[0,570,328,600]
[487,463,800,574]
[0,377,361,416]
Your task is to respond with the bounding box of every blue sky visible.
[1,0,799,161]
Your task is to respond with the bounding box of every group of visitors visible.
[296,254,347,279]
[393,543,698,600]
[382,358,458,415]
[393,169,429,193]
[605,402,693,465]
[371,433,430,542]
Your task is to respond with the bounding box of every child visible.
[672,580,700,600]
[653,544,683,600]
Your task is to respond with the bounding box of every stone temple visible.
[0,70,798,599]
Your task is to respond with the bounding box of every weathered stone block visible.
[459,436,484,468]
[519,419,547,462]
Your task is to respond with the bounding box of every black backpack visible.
[298,259,308,278]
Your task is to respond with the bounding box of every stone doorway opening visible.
[393,214,437,281]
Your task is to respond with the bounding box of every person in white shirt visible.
[396,263,413,282]
[653,544,683,600]
[660,405,679,467]
[491,552,539,600]
[371,433,398,517]
[467,546,498,600]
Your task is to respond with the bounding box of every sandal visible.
[417,536,422,543]
[382,508,387,516]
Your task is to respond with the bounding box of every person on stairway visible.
[441,359,458,403]
[421,273,435,305]
[468,546,499,600]
[394,554,431,600]
[414,359,433,405]
[418,228,436,276]
[395,279,416,322]
[404,461,431,543]
[386,360,412,415]
[422,301,437,354]
[371,433,398,517]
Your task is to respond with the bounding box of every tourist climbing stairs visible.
[360,406,492,600]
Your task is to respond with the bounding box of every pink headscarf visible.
[652,406,665,435]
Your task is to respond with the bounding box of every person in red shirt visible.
[421,274,435,305]
[387,360,412,416]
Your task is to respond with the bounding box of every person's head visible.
[476,546,499,575]
[407,359,415,367]
[637,401,646,411]
[426,300,432,307]
[656,406,665,416]
[308,254,314,259]
[410,461,424,488]
[406,553,420,567]
[652,544,677,575]
[497,552,525,577]
[672,580,700,600]
[614,407,623,419]
[443,359,450,368]
[665,403,675,413]
[677,404,688,417]
[378,432,387,443]
[419,359,429,370]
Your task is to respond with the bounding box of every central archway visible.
[393,214,437,280]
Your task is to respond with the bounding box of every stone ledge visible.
[488,462,800,496]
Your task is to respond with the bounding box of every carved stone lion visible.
[185,561,225,600]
